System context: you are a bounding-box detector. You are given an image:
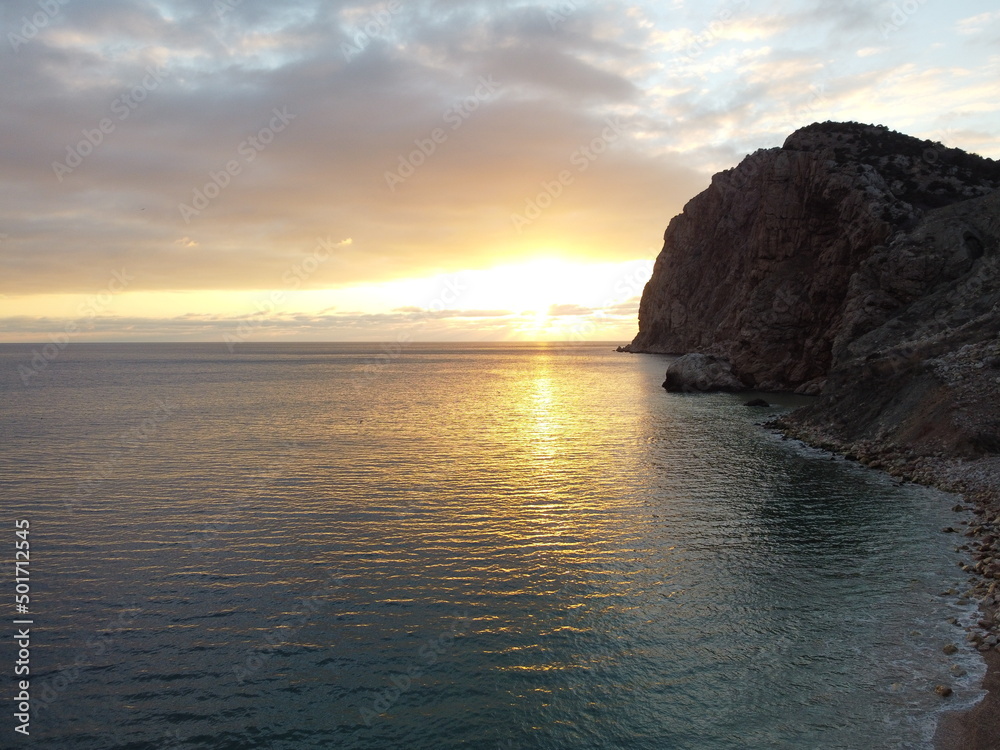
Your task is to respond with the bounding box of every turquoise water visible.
[0,342,985,749]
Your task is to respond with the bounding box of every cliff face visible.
[784,187,1000,460]
[630,122,1000,393]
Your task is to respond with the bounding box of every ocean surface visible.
[0,342,987,749]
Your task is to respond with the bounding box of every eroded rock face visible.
[630,121,1000,392]
[782,189,1000,460]
[661,353,745,393]
[630,120,1000,461]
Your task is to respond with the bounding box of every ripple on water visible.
[0,342,986,750]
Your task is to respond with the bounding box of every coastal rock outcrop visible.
[662,353,745,392]
[630,121,1000,392]
[631,120,1000,464]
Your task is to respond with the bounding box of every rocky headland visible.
[624,121,1000,748]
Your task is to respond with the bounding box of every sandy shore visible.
[935,649,1000,750]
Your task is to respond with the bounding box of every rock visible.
[943,643,959,655]
[745,398,771,407]
[794,377,826,396]
[935,685,953,697]
[662,353,745,393]
[615,345,630,353]
[628,121,1000,470]
[629,122,1000,392]
[942,527,959,533]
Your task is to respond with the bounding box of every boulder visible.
[662,353,745,393]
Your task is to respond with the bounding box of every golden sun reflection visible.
[530,373,556,430]
[523,363,566,464]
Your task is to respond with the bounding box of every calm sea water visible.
[0,342,986,749]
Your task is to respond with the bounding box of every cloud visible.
[0,304,641,343]
[382,307,515,319]
[0,0,708,298]
[547,303,593,316]
[0,0,998,342]
[956,11,1000,35]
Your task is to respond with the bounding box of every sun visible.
[464,256,594,315]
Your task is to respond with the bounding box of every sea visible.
[0,341,987,750]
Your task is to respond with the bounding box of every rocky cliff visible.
[628,121,1000,394]
[627,119,1000,482]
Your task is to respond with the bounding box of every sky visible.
[1,0,998,343]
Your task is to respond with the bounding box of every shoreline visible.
[769,418,1000,749]
[934,649,1000,750]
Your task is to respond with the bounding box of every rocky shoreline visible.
[770,416,1000,749]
